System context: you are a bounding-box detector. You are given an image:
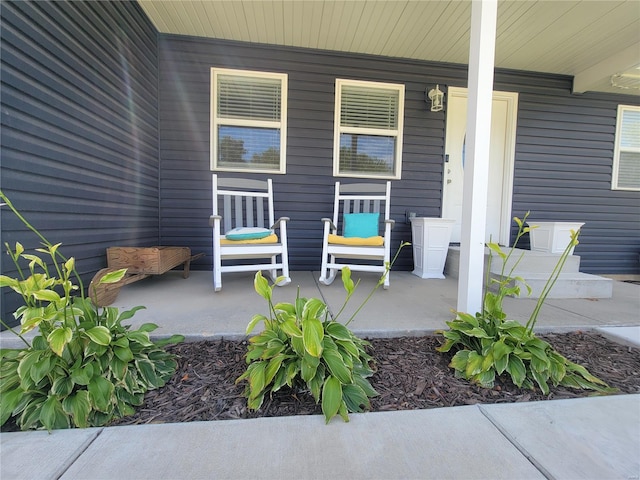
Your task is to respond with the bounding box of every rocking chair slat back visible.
[343,199,381,215]
[333,182,391,234]
[215,177,274,231]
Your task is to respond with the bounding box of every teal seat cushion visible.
[343,213,380,238]
[225,227,272,241]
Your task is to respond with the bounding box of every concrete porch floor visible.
[99,269,639,342]
[2,269,637,349]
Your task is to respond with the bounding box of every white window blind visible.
[217,75,281,121]
[340,85,399,129]
[334,79,405,179]
[613,105,640,191]
[211,69,287,173]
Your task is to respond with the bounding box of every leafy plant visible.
[0,192,183,431]
[437,213,615,395]
[237,243,410,423]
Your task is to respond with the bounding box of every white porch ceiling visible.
[137,0,640,95]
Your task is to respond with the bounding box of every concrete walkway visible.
[1,271,639,479]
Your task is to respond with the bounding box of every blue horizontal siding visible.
[513,93,640,273]
[158,36,639,276]
[0,0,160,325]
[158,36,460,272]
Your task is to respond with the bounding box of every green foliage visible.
[0,191,183,431]
[437,212,615,395]
[238,242,410,423]
[237,269,376,424]
[339,146,391,174]
[219,135,280,169]
[251,147,280,167]
[219,135,247,165]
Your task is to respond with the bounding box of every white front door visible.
[442,87,518,245]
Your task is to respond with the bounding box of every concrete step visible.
[445,246,580,276]
[489,248,581,275]
[492,272,613,299]
[444,247,613,299]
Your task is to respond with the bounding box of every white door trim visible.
[443,86,518,246]
[494,90,518,246]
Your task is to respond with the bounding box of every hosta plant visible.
[238,243,410,423]
[0,192,183,431]
[437,213,615,395]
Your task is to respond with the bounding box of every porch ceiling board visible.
[498,1,638,73]
[137,0,640,95]
[413,1,471,63]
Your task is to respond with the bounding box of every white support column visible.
[457,0,498,314]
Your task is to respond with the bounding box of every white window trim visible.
[333,78,405,180]
[210,68,287,174]
[612,104,640,191]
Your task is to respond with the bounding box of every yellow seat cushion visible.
[328,234,384,246]
[221,234,279,245]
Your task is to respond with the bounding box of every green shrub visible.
[238,243,410,423]
[437,213,615,395]
[0,192,183,431]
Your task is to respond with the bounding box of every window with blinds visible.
[211,68,287,173]
[334,79,405,179]
[613,105,640,191]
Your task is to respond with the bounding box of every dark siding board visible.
[158,37,454,272]
[2,8,157,127]
[2,115,157,178]
[83,2,157,65]
[516,153,615,165]
[513,87,640,275]
[517,118,616,135]
[516,136,613,151]
[1,0,159,326]
[1,67,157,154]
[515,191,632,204]
[519,102,618,119]
[517,170,612,183]
[158,36,638,276]
[44,1,157,108]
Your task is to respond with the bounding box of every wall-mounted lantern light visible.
[426,85,444,112]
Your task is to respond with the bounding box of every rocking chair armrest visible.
[321,218,337,231]
[271,217,290,229]
[209,215,222,228]
[385,218,396,230]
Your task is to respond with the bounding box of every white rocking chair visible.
[210,174,291,291]
[319,181,394,289]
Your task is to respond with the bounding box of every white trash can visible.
[410,217,455,279]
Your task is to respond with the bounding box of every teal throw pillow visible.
[225,227,272,241]
[343,213,380,238]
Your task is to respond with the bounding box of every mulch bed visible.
[2,332,637,432]
[108,331,640,426]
